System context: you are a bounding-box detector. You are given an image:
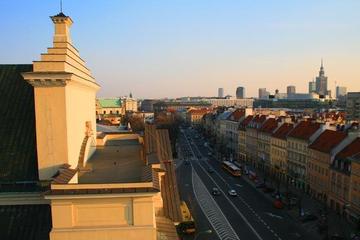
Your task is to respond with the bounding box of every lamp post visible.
[194,229,213,240]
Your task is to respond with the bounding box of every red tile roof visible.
[259,118,278,133]
[188,109,210,115]
[288,121,321,140]
[227,109,245,122]
[253,115,267,124]
[272,123,294,139]
[335,137,360,159]
[239,115,253,130]
[309,130,347,153]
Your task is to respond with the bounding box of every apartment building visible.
[257,118,278,172]
[238,115,254,162]
[186,109,210,126]
[308,130,347,202]
[245,115,267,168]
[328,138,360,219]
[287,121,322,189]
[270,123,294,181]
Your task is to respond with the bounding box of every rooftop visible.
[309,130,347,153]
[97,98,122,108]
[288,121,321,140]
[79,135,147,184]
[272,123,294,139]
[227,109,245,122]
[336,137,360,160]
[0,64,38,182]
[239,115,253,130]
[0,204,51,240]
[259,118,278,133]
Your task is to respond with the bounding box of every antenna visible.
[60,0,63,13]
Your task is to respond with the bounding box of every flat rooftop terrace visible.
[79,136,146,184]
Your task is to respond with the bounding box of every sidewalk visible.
[243,164,358,240]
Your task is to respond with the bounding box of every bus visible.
[176,201,195,235]
[222,161,241,177]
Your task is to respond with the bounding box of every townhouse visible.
[307,130,347,202]
[238,115,254,163]
[257,118,279,173]
[328,138,360,219]
[245,115,267,168]
[270,122,294,181]
[287,121,322,189]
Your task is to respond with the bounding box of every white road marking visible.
[182,130,284,240]
[191,166,241,240]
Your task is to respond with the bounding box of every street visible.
[176,127,319,240]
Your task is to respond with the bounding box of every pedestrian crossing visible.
[192,168,241,240]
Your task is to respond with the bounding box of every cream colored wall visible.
[50,195,156,240]
[65,80,97,168]
[34,87,68,179]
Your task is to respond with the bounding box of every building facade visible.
[347,92,360,121]
[236,86,245,99]
[315,61,328,96]
[270,122,294,181]
[287,121,322,189]
[307,130,347,202]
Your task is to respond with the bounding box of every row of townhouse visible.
[202,109,360,222]
[238,115,360,222]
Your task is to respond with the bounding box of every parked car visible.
[273,199,284,209]
[207,167,214,173]
[301,214,318,223]
[184,160,190,165]
[228,189,237,196]
[212,188,221,196]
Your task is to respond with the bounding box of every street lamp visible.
[194,229,213,240]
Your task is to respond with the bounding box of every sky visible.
[1,0,360,98]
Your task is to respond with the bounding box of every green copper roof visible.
[98,98,122,108]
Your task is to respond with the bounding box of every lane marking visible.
[183,130,284,240]
[191,166,241,240]
[182,131,263,240]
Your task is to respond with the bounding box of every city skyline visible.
[1,0,360,98]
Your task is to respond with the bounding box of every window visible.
[103,110,106,114]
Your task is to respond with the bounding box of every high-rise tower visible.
[315,59,328,95]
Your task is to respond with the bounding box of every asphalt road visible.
[176,127,319,240]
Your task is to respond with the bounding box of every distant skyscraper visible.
[218,88,224,98]
[315,60,328,95]
[336,86,347,99]
[309,79,316,93]
[258,88,269,99]
[287,85,296,95]
[236,87,245,99]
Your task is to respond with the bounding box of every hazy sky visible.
[1,0,360,98]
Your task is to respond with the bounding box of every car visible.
[212,188,220,196]
[301,214,318,223]
[184,160,190,165]
[208,167,214,173]
[207,152,212,156]
[228,189,237,196]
